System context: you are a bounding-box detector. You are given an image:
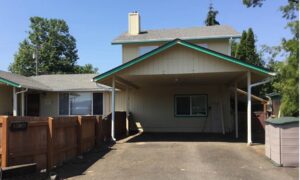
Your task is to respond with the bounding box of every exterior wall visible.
[0,85,13,115]
[40,92,59,116]
[122,85,233,133]
[120,45,245,77]
[122,39,230,63]
[280,124,299,167]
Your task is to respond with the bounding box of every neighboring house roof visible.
[112,25,241,44]
[93,39,274,82]
[0,71,110,92]
[0,70,50,90]
[31,74,110,92]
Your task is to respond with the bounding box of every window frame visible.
[174,94,208,117]
[58,92,104,116]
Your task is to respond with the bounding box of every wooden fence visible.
[0,112,126,170]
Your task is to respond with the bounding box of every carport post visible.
[247,71,252,145]
[234,82,238,139]
[13,87,17,116]
[111,76,116,141]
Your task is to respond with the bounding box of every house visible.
[93,12,274,144]
[0,71,111,117]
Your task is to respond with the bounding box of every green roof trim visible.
[93,39,273,82]
[266,117,299,125]
[0,77,21,88]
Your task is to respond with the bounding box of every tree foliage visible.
[9,16,98,76]
[75,64,99,74]
[243,0,299,116]
[234,28,262,66]
[205,3,220,26]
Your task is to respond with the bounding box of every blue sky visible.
[0,0,292,72]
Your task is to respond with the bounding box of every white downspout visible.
[247,71,252,145]
[247,74,273,145]
[111,76,116,141]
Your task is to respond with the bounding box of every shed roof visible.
[266,117,299,125]
[112,25,241,44]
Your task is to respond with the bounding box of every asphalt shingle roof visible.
[31,74,110,91]
[112,25,241,44]
[0,71,110,92]
[0,70,50,90]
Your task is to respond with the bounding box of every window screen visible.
[93,93,103,115]
[175,95,207,117]
[59,93,69,115]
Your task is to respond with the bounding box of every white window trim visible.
[175,94,208,117]
[58,92,103,116]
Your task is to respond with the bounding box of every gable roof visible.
[112,25,241,44]
[0,71,110,91]
[93,39,274,82]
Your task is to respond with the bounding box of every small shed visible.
[265,117,299,167]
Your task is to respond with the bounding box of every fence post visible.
[1,116,9,168]
[47,117,54,170]
[77,116,82,155]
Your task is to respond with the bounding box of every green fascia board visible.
[111,35,241,45]
[0,77,21,88]
[94,39,273,82]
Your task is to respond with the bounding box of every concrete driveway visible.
[56,133,298,180]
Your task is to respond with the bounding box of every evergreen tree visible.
[235,31,247,60]
[204,3,220,26]
[245,28,262,66]
[235,28,262,66]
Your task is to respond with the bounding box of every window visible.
[59,92,103,116]
[139,46,158,55]
[93,93,103,115]
[175,95,207,117]
[70,92,92,115]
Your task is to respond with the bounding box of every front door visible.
[26,93,40,116]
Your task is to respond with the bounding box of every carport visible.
[93,39,274,145]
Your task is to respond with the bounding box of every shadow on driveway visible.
[126,132,246,143]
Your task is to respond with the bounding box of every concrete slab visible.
[54,133,298,180]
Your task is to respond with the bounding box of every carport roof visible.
[93,39,274,82]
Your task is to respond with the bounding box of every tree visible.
[243,0,299,116]
[75,64,99,74]
[235,28,262,66]
[205,3,220,26]
[9,17,98,76]
[235,31,247,60]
